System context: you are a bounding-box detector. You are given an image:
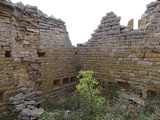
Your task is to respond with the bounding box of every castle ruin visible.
[0,0,160,116]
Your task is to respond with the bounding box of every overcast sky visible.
[11,0,154,46]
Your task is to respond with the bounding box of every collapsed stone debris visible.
[8,90,44,120]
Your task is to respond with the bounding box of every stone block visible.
[119,37,126,40]
[131,35,138,39]
[105,23,110,27]
[106,11,115,16]
[106,18,114,23]
[147,24,156,30]
[138,61,153,66]
[114,30,120,34]
[131,31,143,35]
[129,73,135,77]
[107,30,114,35]
[146,1,157,8]
[30,64,39,70]
[109,21,119,26]
[120,32,131,37]
[14,104,26,112]
[155,6,160,12]
[24,100,35,105]
[139,71,148,75]
[127,19,134,30]
[112,25,120,30]
[148,58,160,62]
[146,53,157,58]
[136,53,144,58]
[155,45,160,49]
[2,46,10,51]
[109,52,115,58]
[138,18,147,29]
[101,19,106,24]
[106,26,112,31]
[126,36,131,39]
[128,54,136,58]
[101,28,106,32]
[114,17,121,22]
[98,24,105,28]
[120,75,131,81]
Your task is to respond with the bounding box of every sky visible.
[11,0,154,46]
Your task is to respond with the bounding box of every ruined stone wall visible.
[0,0,77,114]
[1,0,160,116]
[77,0,160,90]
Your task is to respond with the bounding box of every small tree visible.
[75,70,105,119]
[76,70,105,106]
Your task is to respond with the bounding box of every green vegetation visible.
[0,115,16,120]
[41,97,63,112]
[76,70,105,108]
[40,70,160,120]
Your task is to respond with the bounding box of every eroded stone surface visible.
[0,0,77,116]
[77,0,160,92]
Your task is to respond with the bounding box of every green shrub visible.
[39,111,65,120]
[76,70,105,106]
[51,111,65,120]
[104,82,121,103]
[39,112,54,120]
[0,115,16,120]
[63,95,80,110]
[41,97,63,112]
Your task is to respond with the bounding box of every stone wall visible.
[77,0,160,90]
[0,0,78,115]
[1,0,160,116]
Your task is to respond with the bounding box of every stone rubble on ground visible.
[8,90,44,120]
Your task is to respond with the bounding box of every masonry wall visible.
[1,0,160,116]
[77,0,160,90]
[0,0,77,114]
